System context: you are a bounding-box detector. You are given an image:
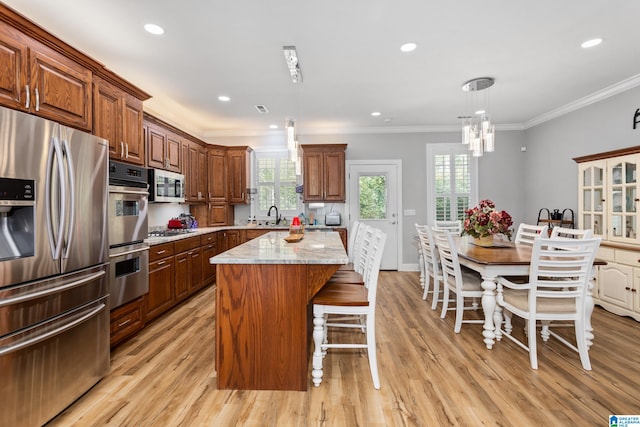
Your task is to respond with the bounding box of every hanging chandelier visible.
[460,77,495,157]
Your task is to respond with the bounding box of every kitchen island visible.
[210,230,348,391]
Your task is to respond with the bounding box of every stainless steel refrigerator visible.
[0,106,110,427]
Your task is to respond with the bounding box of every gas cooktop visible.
[148,229,195,237]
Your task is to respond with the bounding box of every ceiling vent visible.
[255,105,269,113]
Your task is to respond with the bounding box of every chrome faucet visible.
[267,205,280,225]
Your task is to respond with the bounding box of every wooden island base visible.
[215,263,340,390]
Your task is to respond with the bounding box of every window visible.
[254,151,300,217]
[426,143,477,222]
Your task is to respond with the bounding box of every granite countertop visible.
[144,224,345,246]
[209,230,349,265]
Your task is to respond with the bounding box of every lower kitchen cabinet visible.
[174,235,202,302]
[110,296,144,347]
[201,232,218,286]
[146,245,176,323]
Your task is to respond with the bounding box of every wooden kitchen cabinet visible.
[208,147,227,202]
[175,235,203,297]
[145,118,182,172]
[222,229,243,251]
[94,76,144,165]
[201,232,218,286]
[227,146,253,204]
[110,296,144,347]
[145,243,176,323]
[183,140,207,203]
[301,144,347,202]
[0,20,92,130]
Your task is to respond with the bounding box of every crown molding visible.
[523,73,640,129]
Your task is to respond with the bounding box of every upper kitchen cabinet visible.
[0,20,92,131]
[207,147,227,202]
[0,4,151,133]
[184,138,207,203]
[227,146,253,204]
[144,115,182,172]
[94,76,144,165]
[301,144,347,202]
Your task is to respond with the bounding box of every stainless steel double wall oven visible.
[108,160,149,309]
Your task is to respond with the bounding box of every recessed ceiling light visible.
[144,23,165,35]
[581,38,603,48]
[371,112,381,116]
[400,42,417,53]
[218,95,230,102]
[383,118,392,123]
[269,124,278,129]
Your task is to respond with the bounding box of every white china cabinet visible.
[575,147,640,321]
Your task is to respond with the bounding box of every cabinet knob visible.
[632,288,638,293]
[625,286,632,291]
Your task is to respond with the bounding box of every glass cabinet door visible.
[579,161,605,237]
[607,155,639,242]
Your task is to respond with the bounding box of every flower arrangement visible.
[462,199,513,240]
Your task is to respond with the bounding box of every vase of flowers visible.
[462,199,513,245]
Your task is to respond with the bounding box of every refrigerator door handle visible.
[46,136,66,260]
[61,138,76,259]
[0,303,106,357]
[0,270,105,307]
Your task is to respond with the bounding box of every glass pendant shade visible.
[460,77,496,156]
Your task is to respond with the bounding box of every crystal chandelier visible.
[461,77,495,157]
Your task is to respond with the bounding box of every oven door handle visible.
[0,303,106,356]
[110,246,149,259]
[108,188,149,196]
[0,270,106,307]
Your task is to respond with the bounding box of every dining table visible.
[454,236,603,350]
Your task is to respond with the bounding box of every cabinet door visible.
[110,297,144,347]
[303,151,323,201]
[93,79,122,160]
[29,46,92,131]
[607,155,640,243]
[122,94,144,165]
[189,248,203,293]
[166,132,182,172]
[324,150,345,201]
[208,203,229,226]
[0,23,28,111]
[578,161,606,237]
[208,148,227,202]
[202,242,217,286]
[146,256,175,322]
[188,142,200,201]
[174,252,190,302]
[599,263,634,310]
[147,124,167,169]
[197,147,207,202]
[227,148,250,204]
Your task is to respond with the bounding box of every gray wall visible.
[522,85,640,225]
[208,129,528,268]
[207,85,639,267]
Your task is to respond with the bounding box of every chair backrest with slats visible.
[515,223,549,245]
[415,223,440,278]
[549,227,593,240]
[433,220,462,235]
[528,237,601,314]
[360,227,387,306]
[347,220,362,261]
[431,228,462,291]
[351,223,369,272]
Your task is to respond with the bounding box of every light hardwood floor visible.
[48,271,640,426]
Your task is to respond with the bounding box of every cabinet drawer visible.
[614,248,640,267]
[175,235,201,253]
[200,232,217,245]
[245,229,269,240]
[110,297,144,346]
[149,242,175,262]
[598,246,615,262]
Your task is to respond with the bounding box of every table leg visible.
[480,275,497,349]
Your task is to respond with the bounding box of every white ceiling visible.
[4,0,640,138]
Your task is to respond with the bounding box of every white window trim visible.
[252,149,302,218]
[425,143,478,224]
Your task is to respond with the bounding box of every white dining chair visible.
[311,226,387,389]
[549,226,593,240]
[496,237,601,370]
[432,228,484,333]
[433,220,463,235]
[415,223,443,309]
[515,223,549,245]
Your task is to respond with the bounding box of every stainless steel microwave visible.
[148,169,185,203]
